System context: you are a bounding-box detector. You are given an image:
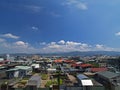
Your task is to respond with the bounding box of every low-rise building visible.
[6,66,32,79]
[96,71,120,90]
[26,74,41,90]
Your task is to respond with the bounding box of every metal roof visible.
[27,74,41,88]
[6,66,31,71]
[6,68,19,71]
[0,58,4,61]
[15,66,31,70]
[97,71,120,79]
[81,80,93,86]
[29,74,41,81]
[77,74,88,80]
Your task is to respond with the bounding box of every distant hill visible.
[39,51,120,56]
[1,51,120,56]
[63,51,120,56]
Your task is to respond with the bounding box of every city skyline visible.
[0,0,120,53]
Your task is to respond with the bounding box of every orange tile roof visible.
[80,64,92,68]
[64,60,74,63]
[54,59,64,63]
[91,68,108,72]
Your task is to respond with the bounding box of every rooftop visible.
[77,74,89,80]
[91,68,108,73]
[97,71,120,79]
[81,80,93,86]
[27,74,41,88]
[15,66,31,70]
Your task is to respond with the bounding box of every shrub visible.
[19,80,28,85]
[41,74,48,80]
[45,79,63,87]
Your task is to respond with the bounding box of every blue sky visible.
[0,0,120,53]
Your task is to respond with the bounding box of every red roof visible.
[64,60,74,63]
[0,64,5,66]
[71,63,93,68]
[80,64,92,68]
[54,59,64,63]
[71,64,81,67]
[0,60,10,64]
[91,68,108,72]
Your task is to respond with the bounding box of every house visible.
[71,63,93,72]
[77,74,93,87]
[15,66,32,76]
[96,71,120,90]
[63,60,75,64]
[26,74,41,90]
[54,59,64,63]
[76,74,105,90]
[90,68,108,73]
[80,64,93,69]
[47,68,56,73]
[0,66,6,79]
[6,66,32,79]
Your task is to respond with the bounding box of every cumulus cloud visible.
[48,44,60,49]
[94,44,114,51]
[0,39,118,53]
[58,40,65,44]
[50,42,56,45]
[42,40,91,53]
[66,41,81,46]
[96,44,104,49]
[15,41,29,48]
[1,33,19,39]
[115,32,120,36]
[0,40,40,53]
[40,40,116,53]
[63,0,88,10]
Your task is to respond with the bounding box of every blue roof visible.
[77,74,88,80]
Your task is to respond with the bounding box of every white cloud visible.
[0,40,40,53]
[15,41,29,48]
[94,44,114,51]
[32,26,39,31]
[0,38,5,42]
[41,40,117,53]
[50,42,56,45]
[48,44,60,49]
[76,2,87,10]
[63,0,78,5]
[40,42,46,45]
[96,44,104,49]
[79,43,91,50]
[1,33,19,39]
[63,0,88,10]
[115,32,120,36]
[66,41,81,46]
[58,40,65,44]
[0,39,118,54]
[50,12,61,17]
[41,40,92,53]
[24,5,43,12]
